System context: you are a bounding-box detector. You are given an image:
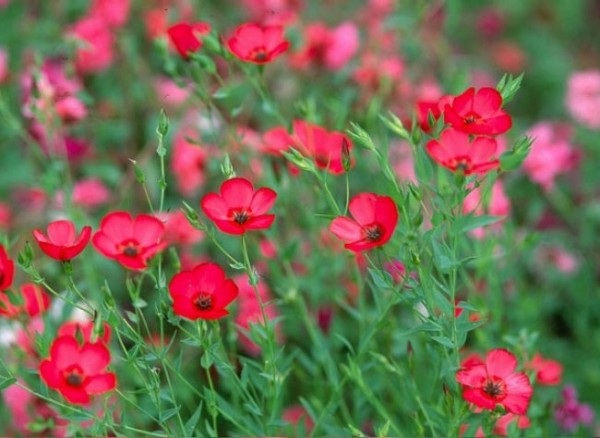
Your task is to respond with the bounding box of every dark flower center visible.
[119,240,141,257]
[251,48,268,62]
[463,112,480,125]
[63,366,85,387]
[483,377,507,400]
[194,293,213,310]
[233,210,250,225]
[449,157,472,173]
[365,224,383,242]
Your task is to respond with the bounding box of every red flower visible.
[426,128,500,175]
[200,177,277,235]
[329,193,398,252]
[40,335,116,405]
[443,87,512,135]
[0,244,14,291]
[169,262,238,320]
[92,211,167,270]
[292,120,354,174]
[226,23,290,64]
[0,283,50,319]
[33,220,92,261]
[58,320,112,345]
[167,22,211,59]
[456,348,533,415]
[526,353,563,385]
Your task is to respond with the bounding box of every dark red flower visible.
[200,177,277,235]
[456,348,533,415]
[169,262,238,320]
[526,353,563,385]
[292,120,354,174]
[58,320,112,345]
[0,244,14,291]
[0,283,50,319]
[443,87,512,135]
[92,211,167,270]
[227,23,290,64]
[329,193,398,252]
[426,128,500,175]
[33,220,92,261]
[167,22,211,59]
[40,335,116,405]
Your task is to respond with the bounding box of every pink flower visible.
[456,348,533,415]
[555,385,594,432]
[171,125,208,196]
[463,180,511,238]
[68,15,115,74]
[72,178,110,209]
[159,210,203,246]
[0,48,8,83]
[523,122,577,192]
[154,77,191,107]
[527,353,563,385]
[90,0,130,28]
[566,70,600,129]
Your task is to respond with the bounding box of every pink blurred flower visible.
[234,274,283,356]
[476,7,505,39]
[566,70,600,129]
[463,180,511,239]
[0,48,8,83]
[68,15,115,74]
[282,404,314,435]
[91,0,130,28]
[239,0,301,25]
[0,202,12,230]
[158,210,203,246]
[291,22,359,71]
[523,122,577,192]
[171,125,208,197]
[389,141,416,183]
[555,385,594,432]
[154,77,191,107]
[72,178,111,209]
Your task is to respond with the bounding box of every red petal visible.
[473,87,503,115]
[46,220,76,246]
[99,211,134,242]
[201,193,229,221]
[348,193,378,225]
[84,373,116,394]
[133,214,165,246]
[250,187,277,215]
[486,349,518,378]
[213,219,245,235]
[244,214,275,231]
[32,229,49,244]
[456,364,487,387]
[470,136,497,163]
[329,217,363,243]
[463,387,496,411]
[213,279,239,308]
[221,177,254,208]
[92,232,119,257]
[452,87,475,114]
[51,336,81,369]
[193,263,226,293]
[60,385,90,405]
[169,270,195,299]
[40,360,61,388]
[80,342,111,374]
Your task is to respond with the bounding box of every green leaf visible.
[0,377,16,390]
[457,215,504,233]
[496,73,524,105]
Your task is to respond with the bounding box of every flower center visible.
[483,377,507,400]
[250,48,268,62]
[449,157,472,173]
[232,210,250,225]
[463,112,480,125]
[194,292,213,310]
[63,365,86,387]
[118,240,141,257]
[365,224,383,242]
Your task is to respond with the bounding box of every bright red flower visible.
[455,348,533,415]
[526,353,563,385]
[0,244,14,291]
[329,193,398,252]
[33,220,92,261]
[443,87,512,135]
[226,23,290,64]
[0,283,50,319]
[169,262,238,320]
[426,128,500,175]
[40,335,116,405]
[58,320,112,345]
[167,22,211,59]
[292,120,354,174]
[92,211,167,270]
[200,177,277,235]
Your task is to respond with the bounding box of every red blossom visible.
[526,353,563,385]
[40,335,116,405]
[426,128,500,175]
[455,348,533,415]
[0,283,50,319]
[169,262,238,320]
[443,87,512,135]
[167,22,211,59]
[329,193,398,252]
[292,120,354,174]
[226,23,290,64]
[0,244,14,291]
[92,211,167,270]
[33,220,92,261]
[201,177,277,235]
